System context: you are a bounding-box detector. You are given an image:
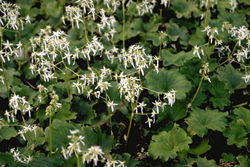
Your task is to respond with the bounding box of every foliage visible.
[0,0,250,166]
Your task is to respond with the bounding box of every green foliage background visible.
[0,0,250,166]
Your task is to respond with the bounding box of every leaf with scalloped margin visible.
[162,49,195,67]
[157,100,187,122]
[71,96,96,124]
[188,138,211,156]
[208,76,231,110]
[233,107,250,131]
[0,68,21,98]
[185,108,228,137]
[223,119,248,148]
[171,0,198,19]
[114,153,140,167]
[236,156,250,167]
[192,157,218,167]
[166,23,189,43]
[217,64,245,93]
[148,124,192,162]
[0,126,17,142]
[220,153,236,162]
[143,68,192,99]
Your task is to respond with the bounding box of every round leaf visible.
[148,124,192,162]
[143,68,192,99]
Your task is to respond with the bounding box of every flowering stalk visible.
[0,28,10,99]
[124,102,136,150]
[122,0,125,49]
[49,114,52,156]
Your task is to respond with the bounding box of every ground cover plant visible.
[0,0,250,166]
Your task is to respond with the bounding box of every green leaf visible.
[80,126,112,153]
[0,68,21,98]
[143,68,192,99]
[171,0,198,19]
[114,153,140,167]
[158,100,187,122]
[235,156,250,167]
[210,10,248,28]
[148,124,192,162]
[128,18,144,38]
[192,157,218,167]
[53,100,77,121]
[188,27,207,46]
[27,127,46,148]
[217,64,245,93]
[208,77,231,110]
[0,126,17,142]
[71,96,96,124]
[0,152,13,166]
[162,50,195,67]
[223,119,248,148]
[185,108,228,137]
[188,138,211,156]
[166,23,189,42]
[29,156,64,167]
[145,33,160,46]
[143,17,158,33]
[233,107,250,131]
[220,153,236,162]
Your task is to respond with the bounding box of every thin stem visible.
[75,152,80,167]
[122,1,125,49]
[188,75,204,108]
[105,91,114,149]
[204,0,210,28]
[49,114,52,157]
[0,27,10,100]
[217,41,239,68]
[124,102,136,150]
[83,15,90,68]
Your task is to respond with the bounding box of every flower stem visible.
[0,28,10,100]
[124,102,136,150]
[49,114,52,157]
[122,1,125,49]
[75,152,80,167]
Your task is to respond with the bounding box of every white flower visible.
[145,118,153,128]
[152,100,161,114]
[193,46,201,59]
[137,101,147,114]
[107,101,117,112]
[242,74,250,83]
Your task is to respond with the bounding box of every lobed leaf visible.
[148,123,192,162]
[143,68,192,99]
[185,108,228,137]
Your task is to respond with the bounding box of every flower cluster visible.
[81,36,104,60]
[61,129,85,159]
[5,94,33,122]
[0,0,30,30]
[45,91,61,115]
[61,130,126,166]
[142,89,176,128]
[72,66,112,97]
[82,146,105,166]
[199,63,211,82]
[117,75,142,103]
[10,148,33,164]
[0,40,24,63]
[17,124,37,141]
